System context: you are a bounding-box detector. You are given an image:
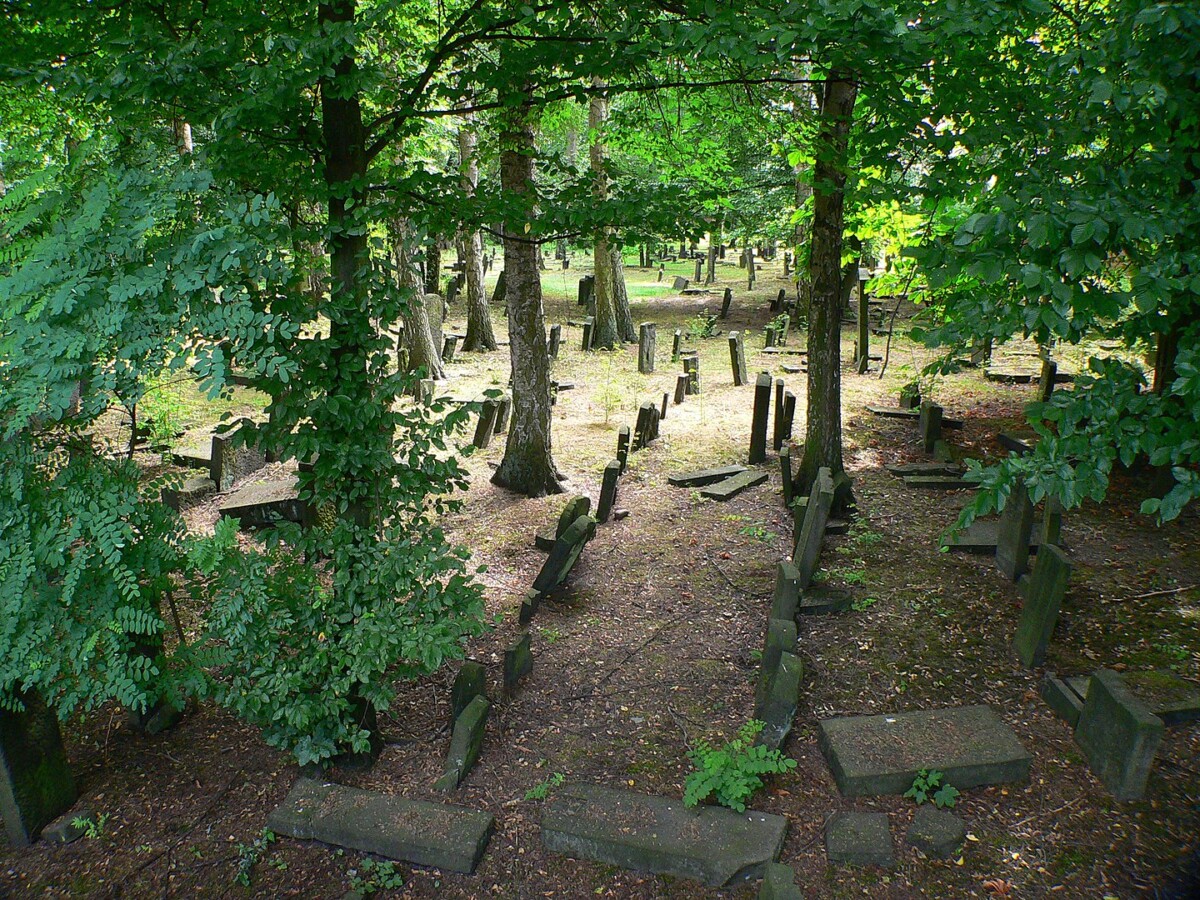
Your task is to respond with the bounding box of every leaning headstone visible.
[268,778,494,874]
[683,354,701,395]
[0,693,77,846]
[674,373,689,404]
[996,483,1035,581]
[493,394,512,434]
[580,317,595,352]
[776,314,790,346]
[756,651,802,750]
[720,287,733,319]
[825,811,894,868]
[633,402,659,450]
[556,495,592,541]
[490,269,507,305]
[772,289,786,313]
[533,515,598,593]
[547,323,562,359]
[211,426,268,491]
[472,399,499,449]
[781,392,796,444]
[638,323,656,374]
[450,661,487,726]
[755,619,797,708]
[905,807,965,859]
[728,332,749,385]
[771,560,801,622]
[749,373,772,464]
[793,468,835,590]
[504,632,534,691]
[671,329,683,361]
[1012,544,1072,667]
[1042,497,1063,545]
[597,461,621,523]
[759,861,802,900]
[541,783,787,887]
[918,401,942,455]
[672,275,690,291]
[218,475,307,529]
[435,695,490,791]
[1075,669,1164,801]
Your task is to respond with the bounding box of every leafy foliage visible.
[684,720,797,813]
[904,769,960,809]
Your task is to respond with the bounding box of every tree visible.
[457,116,496,352]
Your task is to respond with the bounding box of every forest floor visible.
[3,253,1199,899]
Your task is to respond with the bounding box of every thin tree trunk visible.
[492,99,563,497]
[705,230,717,284]
[391,219,445,380]
[424,240,441,294]
[458,118,496,351]
[798,70,857,498]
[590,87,619,348]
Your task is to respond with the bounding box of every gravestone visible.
[720,287,733,319]
[672,276,690,291]
[772,380,786,451]
[443,334,459,363]
[698,470,768,501]
[825,811,894,868]
[764,326,777,349]
[218,476,307,529]
[419,378,436,405]
[759,861,802,900]
[794,468,835,590]
[577,274,594,307]
[771,560,801,622]
[435,695,490,791]
[818,705,1031,796]
[776,314,790,346]
[728,332,749,386]
[634,402,659,450]
[918,402,942,455]
[899,382,920,409]
[672,374,691,405]
[667,465,748,487]
[161,475,216,511]
[781,392,796,444]
[660,392,669,420]
[772,289,786,313]
[1075,669,1164,800]
[749,373,773,464]
[683,355,701,395]
[268,778,494,874]
[657,266,664,282]
[533,515,597,593]
[555,495,592,541]
[541,783,787,887]
[0,693,77,846]
[756,618,798,711]
[211,426,268,491]
[996,484,1035,581]
[694,257,703,282]
[547,323,562,359]
[616,427,631,473]
[856,283,870,374]
[756,651,802,750]
[597,461,621,523]
[580,317,595,352]
[494,394,512,434]
[906,807,965,859]
[473,399,499,450]
[1012,544,1071,667]
[638,323,656,374]
[779,446,793,506]
[450,661,487,726]
[504,632,534,691]
[671,329,683,361]
[1037,357,1058,403]
[490,269,506,304]
[1042,497,1063,545]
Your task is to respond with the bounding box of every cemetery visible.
[2,6,1199,899]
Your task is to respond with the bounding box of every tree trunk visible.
[492,100,563,497]
[798,70,857,499]
[589,87,619,349]
[423,240,441,295]
[705,231,717,284]
[391,219,445,380]
[611,244,635,343]
[458,118,496,351]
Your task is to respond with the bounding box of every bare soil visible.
[3,254,1198,899]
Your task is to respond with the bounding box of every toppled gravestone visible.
[825,810,894,867]
[1074,669,1164,801]
[905,806,965,858]
[541,783,787,887]
[532,515,597,596]
[267,778,494,874]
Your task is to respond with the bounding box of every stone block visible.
[818,705,1031,797]
[667,465,748,488]
[435,696,489,791]
[996,484,1035,581]
[532,515,596,594]
[161,475,217,511]
[698,470,768,501]
[1075,669,1164,800]
[1040,673,1087,728]
[797,587,853,616]
[793,468,834,590]
[541,783,787,887]
[756,651,803,751]
[211,426,268,491]
[0,692,77,846]
[450,661,487,726]
[758,861,802,899]
[1012,544,1071,667]
[905,806,965,858]
[770,560,801,622]
[218,476,306,529]
[504,632,533,691]
[268,778,494,874]
[596,461,621,524]
[825,811,894,867]
[749,374,772,464]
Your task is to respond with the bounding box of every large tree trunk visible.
[391,219,445,380]
[458,118,496,351]
[612,244,635,343]
[798,70,857,498]
[423,239,441,295]
[492,100,563,497]
[589,87,619,348]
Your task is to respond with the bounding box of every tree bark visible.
[458,118,496,351]
[590,87,619,348]
[391,219,445,380]
[798,70,857,497]
[705,230,717,284]
[612,244,635,343]
[423,239,441,295]
[492,99,563,497]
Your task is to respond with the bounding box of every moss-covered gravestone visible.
[996,483,1035,581]
[1012,544,1071,667]
[793,467,835,590]
[0,693,77,846]
[450,661,487,726]
[1074,669,1164,800]
[435,695,490,791]
[532,515,597,595]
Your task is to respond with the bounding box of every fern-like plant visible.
[683,720,797,812]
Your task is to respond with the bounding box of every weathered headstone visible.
[656,265,664,282]
[756,650,802,750]
[779,445,793,506]
[720,287,733,319]
[490,269,506,304]
[581,317,595,352]
[268,778,494,874]
[996,483,1035,581]
[755,619,797,709]
[638,323,656,374]
[694,257,703,282]
[749,373,772,464]
[918,401,942,455]
[533,515,598,593]
[674,374,689,404]
[1042,497,1063,545]
[1012,544,1071,667]
[442,333,459,362]
[504,632,534,691]
[218,475,307,529]
[772,379,786,451]
[1075,669,1164,800]
[759,862,802,900]
[547,323,562,359]
[161,475,216,511]
[473,399,499,449]
[633,402,659,450]
[683,354,700,395]
[672,275,690,291]
[776,314,790,346]
[450,661,487,726]
[597,461,621,524]
[615,427,631,474]
[419,378,436,405]
[781,392,796,444]
[211,426,268,491]
[825,811,894,868]
[906,807,966,859]
[435,695,490,791]
[899,382,920,409]
[493,394,512,434]
[772,288,786,313]
[667,465,748,487]
[763,326,777,349]
[541,783,787,887]
[728,332,749,386]
[771,560,801,622]
[1037,357,1058,403]
[793,467,835,589]
[577,274,594,307]
[698,470,768,501]
[0,693,77,847]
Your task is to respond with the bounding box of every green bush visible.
[683,720,797,812]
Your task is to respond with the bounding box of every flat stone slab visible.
[944,518,1044,553]
[885,462,966,477]
[218,476,305,528]
[865,407,963,428]
[818,705,1031,796]
[903,475,978,490]
[998,432,1037,454]
[541,783,787,887]
[267,778,494,874]
[906,806,965,858]
[797,587,853,615]
[825,811,894,867]
[667,465,748,487]
[700,470,769,501]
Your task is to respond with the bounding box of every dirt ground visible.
[3,252,1198,899]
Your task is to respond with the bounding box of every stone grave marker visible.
[906,807,965,859]
[547,323,562,359]
[671,329,683,362]
[541,783,787,887]
[764,326,777,349]
[451,661,487,726]
[633,402,659,450]
[781,392,795,444]
[435,695,490,791]
[597,461,621,523]
[793,467,835,590]
[504,632,534,691]
[918,401,942,455]
[660,392,669,420]
[760,861,802,900]
[161,475,216,511]
[657,265,664,282]
[580,317,595,352]
[771,560,801,622]
[613,427,631,474]
[749,373,772,464]
[418,378,436,405]
[900,382,920,409]
[1074,669,1164,800]
[494,394,512,434]
[682,354,701,394]
[825,811,894,868]
[699,470,768,501]
[0,693,77,846]
[817,705,1031,796]
[218,475,307,530]
[1044,670,1200,729]
[772,288,786,313]
[211,425,268,491]
[756,651,802,750]
[638,323,656,374]
[728,332,749,386]
[755,618,798,710]
[472,399,499,449]
[776,314,790,346]
[674,374,689,404]
[694,257,703,282]
[1042,497,1063,545]
[538,494,593,551]
[672,275,690,291]
[1037,357,1057,403]
[1012,544,1071,667]
[533,515,597,592]
[268,778,494,874]
[667,465,747,487]
[442,333,459,362]
[779,446,793,506]
[996,483,1035,581]
[577,274,594,307]
[772,380,786,451]
[720,287,733,319]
